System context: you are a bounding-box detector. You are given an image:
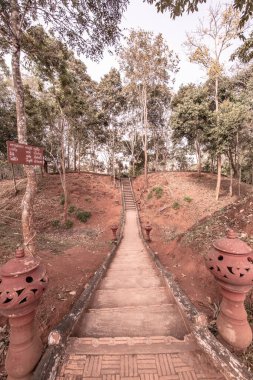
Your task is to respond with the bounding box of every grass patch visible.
[68,205,76,214]
[148,186,164,200]
[64,219,73,229]
[76,209,91,223]
[183,196,192,203]
[51,219,60,228]
[172,201,180,210]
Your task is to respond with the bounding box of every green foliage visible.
[148,186,164,199]
[68,205,76,214]
[153,186,164,198]
[51,219,60,228]
[172,201,180,210]
[64,220,73,229]
[145,0,253,27]
[76,209,91,223]
[183,196,192,203]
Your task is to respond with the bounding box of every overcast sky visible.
[84,0,241,91]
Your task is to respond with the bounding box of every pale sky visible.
[84,0,240,91]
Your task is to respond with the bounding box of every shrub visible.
[184,196,192,203]
[76,209,91,223]
[60,194,65,205]
[147,186,164,200]
[172,201,180,210]
[68,205,76,214]
[51,219,60,228]
[64,219,73,229]
[153,186,163,199]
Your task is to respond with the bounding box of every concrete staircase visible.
[56,180,224,380]
[121,178,136,210]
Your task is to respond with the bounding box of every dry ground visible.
[133,171,253,371]
[0,172,121,377]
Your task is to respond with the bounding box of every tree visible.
[119,29,178,188]
[171,84,212,175]
[0,1,128,255]
[183,4,242,200]
[145,0,253,26]
[98,69,125,184]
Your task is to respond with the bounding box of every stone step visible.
[66,335,198,355]
[106,268,157,279]
[91,287,174,309]
[72,304,189,339]
[100,275,163,290]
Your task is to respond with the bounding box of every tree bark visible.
[73,135,77,172]
[11,2,36,256]
[143,84,148,189]
[229,161,233,197]
[59,117,68,223]
[215,76,222,201]
[195,139,201,176]
[215,154,222,201]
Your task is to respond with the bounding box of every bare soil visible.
[133,171,253,370]
[0,172,121,377]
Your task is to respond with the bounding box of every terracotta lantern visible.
[111,224,118,240]
[145,222,152,242]
[206,229,253,350]
[0,247,48,379]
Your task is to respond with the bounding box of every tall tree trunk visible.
[215,154,222,201]
[228,148,237,178]
[78,140,81,174]
[229,160,233,197]
[59,117,68,223]
[215,76,222,201]
[67,132,70,171]
[73,135,77,172]
[11,3,36,256]
[143,85,148,189]
[112,130,116,186]
[195,139,201,176]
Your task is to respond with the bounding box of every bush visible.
[183,196,192,203]
[60,194,65,205]
[51,219,60,228]
[76,209,91,223]
[153,186,163,199]
[172,201,180,210]
[68,205,76,214]
[64,219,73,229]
[147,186,163,200]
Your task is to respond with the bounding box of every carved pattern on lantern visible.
[0,274,47,310]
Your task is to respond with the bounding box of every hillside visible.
[0,172,121,377]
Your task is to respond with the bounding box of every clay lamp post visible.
[206,229,253,351]
[145,222,152,242]
[0,247,48,379]
[111,224,118,241]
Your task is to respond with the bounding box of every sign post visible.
[7,141,44,194]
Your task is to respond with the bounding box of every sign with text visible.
[7,141,44,166]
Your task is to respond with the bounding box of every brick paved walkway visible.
[56,179,224,380]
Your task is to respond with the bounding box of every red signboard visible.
[7,141,44,166]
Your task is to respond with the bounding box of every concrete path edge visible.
[32,198,126,380]
[132,180,252,380]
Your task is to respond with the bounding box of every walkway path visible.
[57,179,224,380]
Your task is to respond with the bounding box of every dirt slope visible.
[0,172,121,377]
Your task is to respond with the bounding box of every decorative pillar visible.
[145,222,152,242]
[0,247,48,379]
[111,224,118,240]
[206,229,253,350]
